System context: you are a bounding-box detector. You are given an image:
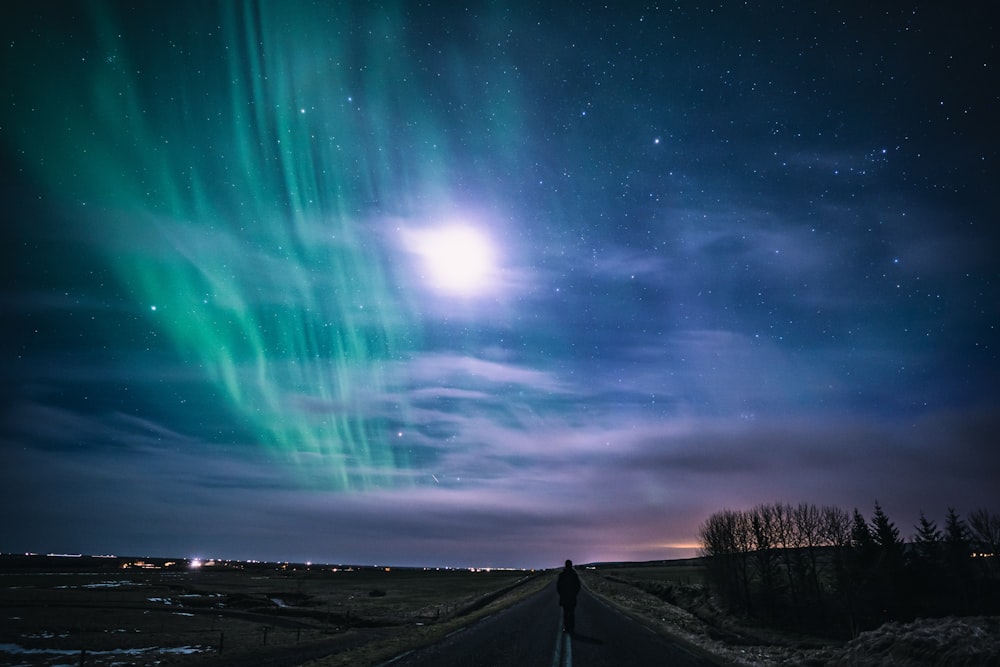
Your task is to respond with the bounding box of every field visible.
[590,560,707,586]
[0,556,546,666]
[11,556,995,666]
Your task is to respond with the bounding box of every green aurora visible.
[8,2,524,489]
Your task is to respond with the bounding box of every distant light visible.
[150,305,157,311]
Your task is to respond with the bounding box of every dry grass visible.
[0,564,549,666]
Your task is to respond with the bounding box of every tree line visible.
[698,502,1000,638]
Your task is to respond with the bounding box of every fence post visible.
[79,648,86,666]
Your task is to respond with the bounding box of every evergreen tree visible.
[944,507,971,558]
[914,512,942,548]
[911,511,944,615]
[850,508,873,549]
[870,502,901,549]
[913,512,943,569]
[869,502,908,618]
[943,507,973,613]
[843,508,878,634]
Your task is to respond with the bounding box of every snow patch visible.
[0,642,210,658]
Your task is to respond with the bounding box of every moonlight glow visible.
[409,226,498,295]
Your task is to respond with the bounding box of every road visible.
[385,580,719,666]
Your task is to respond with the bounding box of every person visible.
[556,559,581,633]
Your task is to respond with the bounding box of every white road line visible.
[551,627,563,667]
[376,650,413,666]
[551,609,572,667]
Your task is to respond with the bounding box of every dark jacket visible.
[556,566,581,606]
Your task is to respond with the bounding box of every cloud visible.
[3,387,997,567]
[404,353,569,395]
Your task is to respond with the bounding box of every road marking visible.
[376,650,413,666]
[550,611,572,667]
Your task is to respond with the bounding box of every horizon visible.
[4,494,991,571]
[2,3,997,570]
[0,550,704,571]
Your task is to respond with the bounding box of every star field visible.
[1,2,997,568]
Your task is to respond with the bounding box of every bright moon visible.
[410,226,497,295]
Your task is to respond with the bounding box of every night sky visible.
[2,2,998,569]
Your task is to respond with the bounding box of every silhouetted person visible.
[556,559,581,633]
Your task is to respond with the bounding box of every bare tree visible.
[750,503,781,617]
[821,505,851,548]
[967,508,1000,555]
[967,508,1000,577]
[794,502,824,598]
[773,502,800,606]
[699,509,744,611]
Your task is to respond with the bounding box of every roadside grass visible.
[579,568,737,665]
[580,566,847,666]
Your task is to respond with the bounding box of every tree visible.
[914,512,942,548]
[870,502,903,552]
[794,502,824,599]
[822,505,855,636]
[967,508,1000,587]
[732,510,755,614]
[850,508,874,551]
[968,509,1000,559]
[911,511,945,615]
[822,505,852,549]
[773,503,801,607]
[699,509,745,612]
[696,502,1000,636]
[749,503,781,619]
[869,502,908,618]
[912,511,943,571]
[943,507,973,613]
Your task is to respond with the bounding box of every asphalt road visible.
[386,579,719,667]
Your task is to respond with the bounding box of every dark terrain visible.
[3,555,998,666]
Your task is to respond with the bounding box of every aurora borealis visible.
[2,2,998,568]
